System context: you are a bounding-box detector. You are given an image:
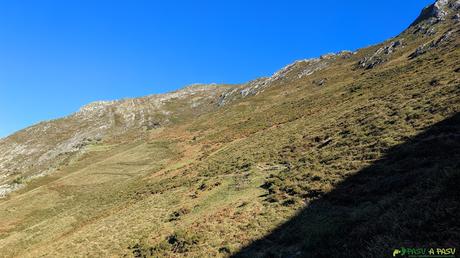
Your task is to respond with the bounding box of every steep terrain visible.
[0,1,459,257]
[0,83,233,197]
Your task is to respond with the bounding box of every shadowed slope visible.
[0,1,459,257]
[233,113,460,257]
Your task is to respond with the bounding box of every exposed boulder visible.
[451,0,460,10]
[0,183,24,198]
[312,78,327,86]
[412,23,439,36]
[453,13,460,22]
[409,30,454,59]
[357,40,403,69]
[337,50,355,59]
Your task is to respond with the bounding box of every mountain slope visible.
[0,1,459,257]
[0,83,233,196]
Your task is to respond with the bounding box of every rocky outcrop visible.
[357,40,403,69]
[410,0,460,34]
[409,0,460,36]
[409,30,454,59]
[218,51,354,105]
[0,83,229,196]
[312,78,327,86]
[452,1,460,21]
[454,13,460,20]
[0,183,24,198]
[412,0,450,26]
[2,1,457,198]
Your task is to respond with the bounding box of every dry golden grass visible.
[0,13,459,258]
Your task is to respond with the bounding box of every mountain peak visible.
[411,0,460,26]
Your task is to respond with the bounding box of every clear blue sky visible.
[0,0,433,138]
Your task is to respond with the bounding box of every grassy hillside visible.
[0,1,459,257]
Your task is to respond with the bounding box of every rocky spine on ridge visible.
[0,84,230,196]
[411,0,460,32]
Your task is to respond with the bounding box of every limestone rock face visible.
[409,30,455,59]
[412,0,460,26]
[5,59,344,190]
[357,40,404,69]
[412,0,449,25]
[450,0,460,10]
[218,51,353,106]
[0,83,230,192]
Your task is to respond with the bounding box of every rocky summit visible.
[0,1,459,257]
